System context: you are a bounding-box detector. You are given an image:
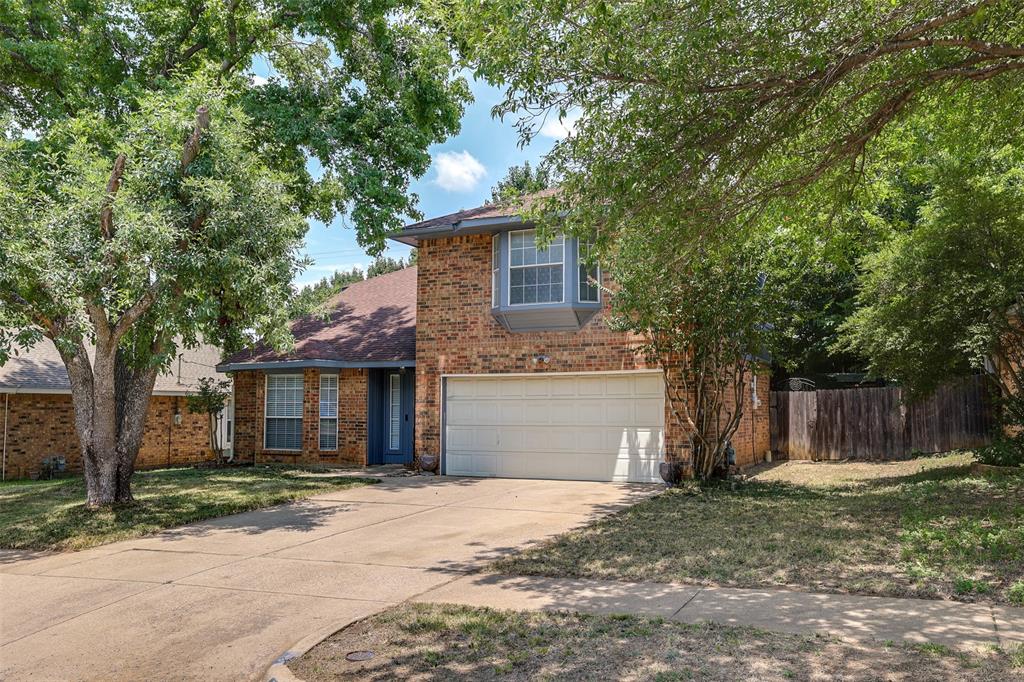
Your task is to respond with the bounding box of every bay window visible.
[509,229,564,304]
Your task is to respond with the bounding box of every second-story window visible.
[509,229,564,305]
[578,240,600,303]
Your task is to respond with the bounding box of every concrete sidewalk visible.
[415,573,1024,650]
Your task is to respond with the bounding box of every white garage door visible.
[444,371,665,483]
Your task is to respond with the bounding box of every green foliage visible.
[288,267,366,317]
[486,161,554,205]
[186,376,232,457]
[1009,581,1024,605]
[609,235,780,477]
[974,439,1024,469]
[367,255,410,278]
[3,0,469,252]
[186,377,232,417]
[1,82,305,360]
[839,140,1024,402]
[450,0,1024,251]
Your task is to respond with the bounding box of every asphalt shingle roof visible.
[0,339,226,394]
[222,266,417,366]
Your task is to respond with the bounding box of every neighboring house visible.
[0,340,231,479]
[221,198,769,483]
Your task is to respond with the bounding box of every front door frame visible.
[369,367,414,465]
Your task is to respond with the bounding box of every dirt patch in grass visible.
[492,453,1024,604]
[290,603,1023,681]
[0,466,376,551]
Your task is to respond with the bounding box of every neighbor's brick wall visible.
[231,367,366,467]
[415,234,771,471]
[1,393,213,479]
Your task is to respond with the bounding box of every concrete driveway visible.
[0,476,653,681]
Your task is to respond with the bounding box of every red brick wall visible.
[231,367,366,467]
[415,234,771,471]
[0,393,214,479]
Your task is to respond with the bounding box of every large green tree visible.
[0,0,468,505]
[451,0,1024,247]
[840,142,1024,414]
[486,161,554,205]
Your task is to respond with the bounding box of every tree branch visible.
[99,153,126,240]
[180,105,210,175]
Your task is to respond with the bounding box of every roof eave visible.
[217,359,416,373]
[389,215,526,246]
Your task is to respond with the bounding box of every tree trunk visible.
[61,337,159,508]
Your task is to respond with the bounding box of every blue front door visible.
[368,368,414,465]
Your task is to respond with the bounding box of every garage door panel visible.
[498,381,525,397]
[605,375,634,395]
[524,379,550,396]
[523,402,552,424]
[550,377,577,396]
[447,402,476,424]
[474,402,501,423]
[576,376,606,396]
[633,398,667,426]
[605,401,633,423]
[445,372,664,483]
[635,373,664,396]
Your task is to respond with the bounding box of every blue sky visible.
[293,77,570,288]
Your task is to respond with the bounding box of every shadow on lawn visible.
[293,603,1012,682]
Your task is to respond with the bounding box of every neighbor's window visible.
[509,229,564,305]
[491,235,500,307]
[578,240,599,303]
[265,374,303,450]
[319,374,338,450]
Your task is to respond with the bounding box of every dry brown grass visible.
[493,453,1024,604]
[290,603,1023,682]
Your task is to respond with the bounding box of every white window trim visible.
[507,228,566,306]
[263,373,303,451]
[388,373,402,451]
[319,373,338,451]
[577,240,601,304]
[491,235,501,308]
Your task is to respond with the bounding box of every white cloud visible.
[433,150,487,192]
[252,74,269,86]
[540,111,581,139]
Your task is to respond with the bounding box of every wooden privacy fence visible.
[770,376,994,461]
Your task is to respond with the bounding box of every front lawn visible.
[289,603,1023,681]
[493,453,1024,605]
[0,466,376,551]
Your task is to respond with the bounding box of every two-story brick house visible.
[221,198,770,482]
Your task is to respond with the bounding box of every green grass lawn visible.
[493,453,1024,605]
[0,466,376,552]
[290,603,1023,681]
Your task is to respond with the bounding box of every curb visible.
[263,612,383,682]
